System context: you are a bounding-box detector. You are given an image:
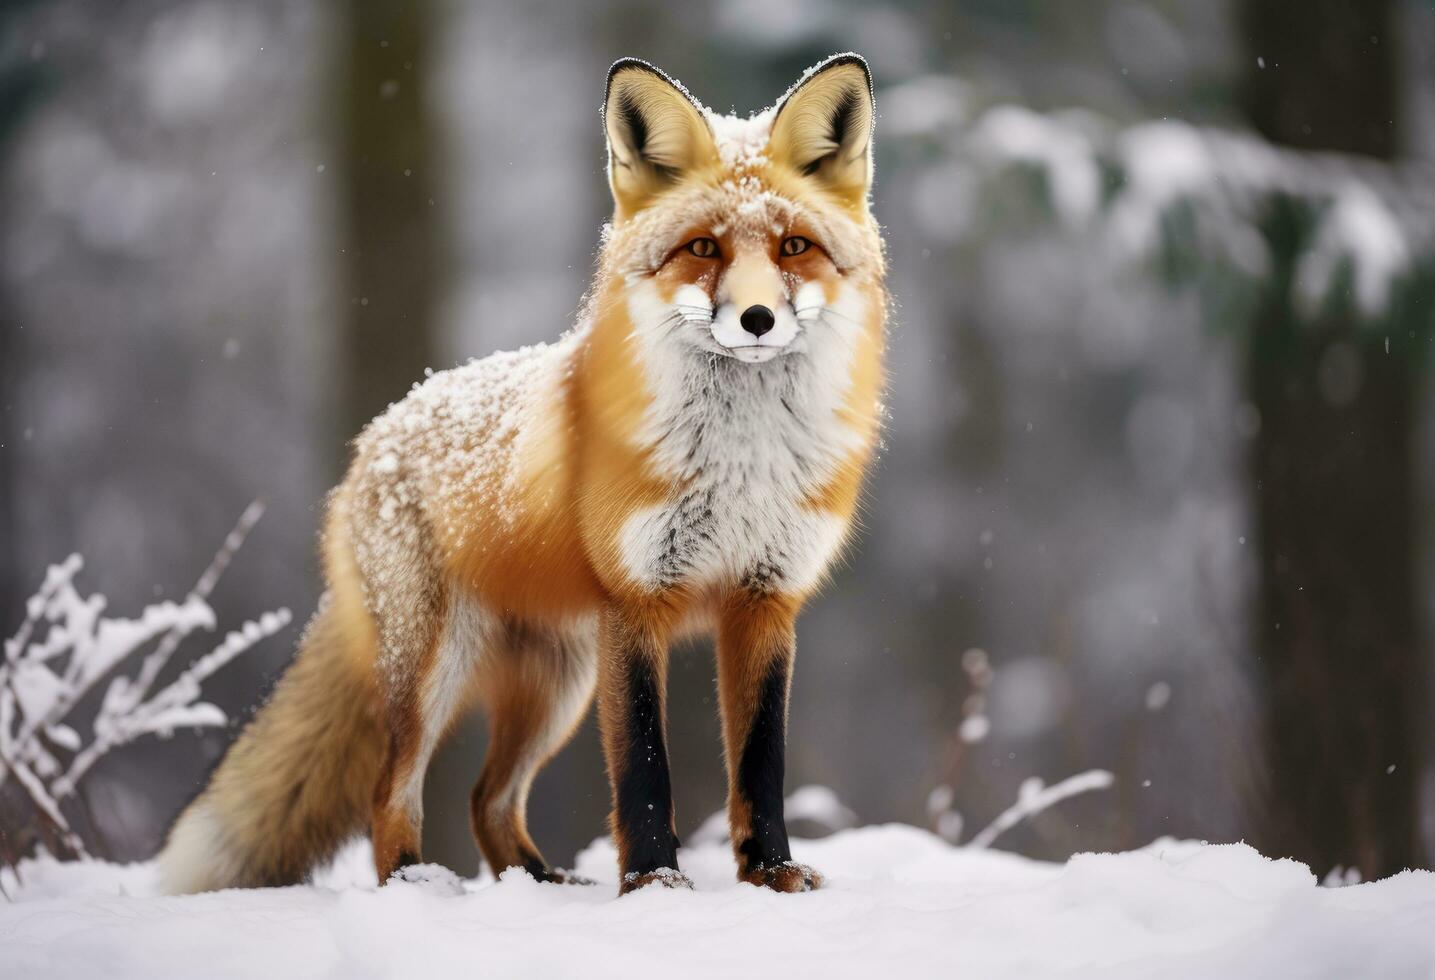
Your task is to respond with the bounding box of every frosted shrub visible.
[0,503,289,859]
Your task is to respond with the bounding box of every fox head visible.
[595,54,884,367]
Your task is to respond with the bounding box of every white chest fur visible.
[617,282,867,594]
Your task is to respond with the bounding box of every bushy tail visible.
[158,598,384,892]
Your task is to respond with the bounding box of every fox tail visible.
[157,596,383,892]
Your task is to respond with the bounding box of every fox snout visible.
[709,252,800,361]
[709,300,800,362]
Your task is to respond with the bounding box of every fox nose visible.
[740,305,775,338]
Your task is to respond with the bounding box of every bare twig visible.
[129,501,265,705]
[967,770,1115,850]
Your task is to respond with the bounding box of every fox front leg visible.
[596,602,691,895]
[716,591,823,892]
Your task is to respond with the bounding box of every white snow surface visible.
[4,826,1435,979]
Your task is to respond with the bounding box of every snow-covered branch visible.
[51,608,291,799]
[892,83,1435,323]
[0,505,289,858]
[926,648,1115,850]
[966,770,1116,850]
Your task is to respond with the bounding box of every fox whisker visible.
[796,305,864,329]
[675,305,714,324]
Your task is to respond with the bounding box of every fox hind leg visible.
[362,535,496,885]
[369,586,485,883]
[469,620,597,882]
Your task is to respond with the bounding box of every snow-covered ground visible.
[4,826,1434,979]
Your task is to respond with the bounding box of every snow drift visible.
[3,825,1434,979]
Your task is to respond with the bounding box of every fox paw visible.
[740,861,824,893]
[620,867,694,895]
[537,867,596,886]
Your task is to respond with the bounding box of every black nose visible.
[740,305,775,338]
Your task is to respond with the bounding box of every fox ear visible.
[769,54,874,209]
[604,59,717,221]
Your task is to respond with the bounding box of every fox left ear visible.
[604,59,717,222]
[769,54,875,210]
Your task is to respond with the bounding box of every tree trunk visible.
[336,0,438,450]
[0,12,45,626]
[1242,0,1426,877]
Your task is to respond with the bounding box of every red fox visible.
[160,53,886,896]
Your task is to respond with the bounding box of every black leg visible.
[735,656,793,873]
[614,652,680,878]
[597,605,687,894]
[717,593,822,892]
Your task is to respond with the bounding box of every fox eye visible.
[686,237,719,258]
[780,236,812,257]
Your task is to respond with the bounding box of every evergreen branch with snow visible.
[0,506,289,859]
[892,87,1435,326]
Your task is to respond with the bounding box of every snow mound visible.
[3,826,1434,978]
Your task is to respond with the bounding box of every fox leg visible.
[469,620,597,881]
[596,601,687,894]
[366,572,494,883]
[368,589,481,882]
[716,590,822,892]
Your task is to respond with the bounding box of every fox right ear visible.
[604,59,717,222]
[769,54,874,211]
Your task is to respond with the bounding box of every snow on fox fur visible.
[159,54,887,896]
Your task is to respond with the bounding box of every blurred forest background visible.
[4,0,1435,882]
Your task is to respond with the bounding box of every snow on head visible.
[706,107,777,172]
